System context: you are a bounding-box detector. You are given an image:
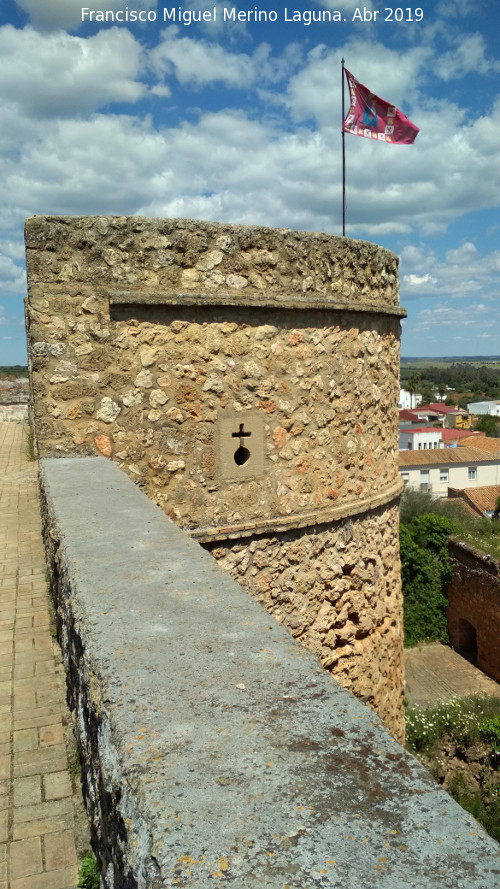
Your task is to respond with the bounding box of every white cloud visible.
[412,302,491,335]
[149,28,293,88]
[150,28,260,87]
[0,251,26,295]
[401,242,500,301]
[405,273,438,287]
[436,0,484,20]
[0,26,145,118]
[445,242,477,264]
[435,33,500,80]
[14,0,155,32]
[183,1,249,39]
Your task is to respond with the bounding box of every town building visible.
[468,400,500,417]
[398,426,442,450]
[398,447,500,497]
[398,388,421,410]
[412,403,472,429]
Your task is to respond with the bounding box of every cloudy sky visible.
[1,0,499,363]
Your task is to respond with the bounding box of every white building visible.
[398,426,443,451]
[398,447,500,497]
[398,388,422,410]
[467,401,500,417]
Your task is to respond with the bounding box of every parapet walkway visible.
[0,422,79,889]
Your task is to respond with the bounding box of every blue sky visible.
[1,0,499,363]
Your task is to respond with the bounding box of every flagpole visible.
[341,57,346,236]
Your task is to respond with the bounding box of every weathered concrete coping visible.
[39,456,500,888]
[108,290,407,318]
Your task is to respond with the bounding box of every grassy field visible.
[401,357,500,371]
[0,366,28,378]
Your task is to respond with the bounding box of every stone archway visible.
[458,618,478,667]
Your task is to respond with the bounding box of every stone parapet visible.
[39,455,500,889]
[24,215,403,534]
[25,215,401,307]
[25,215,404,737]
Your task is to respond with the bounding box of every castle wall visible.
[25,215,405,738]
[447,539,500,683]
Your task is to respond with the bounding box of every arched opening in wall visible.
[458,618,478,667]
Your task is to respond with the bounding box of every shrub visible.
[405,695,500,754]
[400,523,449,647]
[78,852,100,889]
[480,715,500,750]
[449,773,500,844]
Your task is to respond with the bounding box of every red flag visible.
[342,68,419,145]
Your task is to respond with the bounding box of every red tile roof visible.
[415,401,455,414]
[416,403,462,414]
[398,409,421,422]
[400,426,442,435]
[441,428,477,441]
[448,485,500,516]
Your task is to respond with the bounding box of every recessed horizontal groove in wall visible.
[190,477,404,542]
[108,289,407,318]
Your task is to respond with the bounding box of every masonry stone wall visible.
[447,539,500,683]
[25,215,405,738]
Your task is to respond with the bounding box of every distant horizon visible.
[400,354,500,363]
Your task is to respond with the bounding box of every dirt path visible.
[405,641,500,709]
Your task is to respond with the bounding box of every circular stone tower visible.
[25,216,406,740]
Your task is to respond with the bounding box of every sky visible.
[1,0,499,363]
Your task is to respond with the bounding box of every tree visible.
[400,525,449,647]
[405,371,421,408]
[399,513,459,647]
[437,381,448,400]
[419,384,435,405]
[474,415,500,438]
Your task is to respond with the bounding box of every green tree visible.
[399,513,459,647]
[410,513,459,558]
[400,524,449,647]
[474,414,500,438]
[437,381,448,400]
[406,371,421,400]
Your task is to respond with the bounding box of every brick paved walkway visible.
[405,641,500,709]
[0,422,80,889]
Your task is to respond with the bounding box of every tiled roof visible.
[441,428,476,441]
[398,446,500,468]
[449,485,500,515]
[416,403,460,414]
[400,426,441,435]
[398,409,420,421]
[457,435,500,454]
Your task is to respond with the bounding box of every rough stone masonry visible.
[24,215,406,739]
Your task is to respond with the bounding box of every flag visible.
[342,68,419,145]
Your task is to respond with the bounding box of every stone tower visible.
[25,215,405,739]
